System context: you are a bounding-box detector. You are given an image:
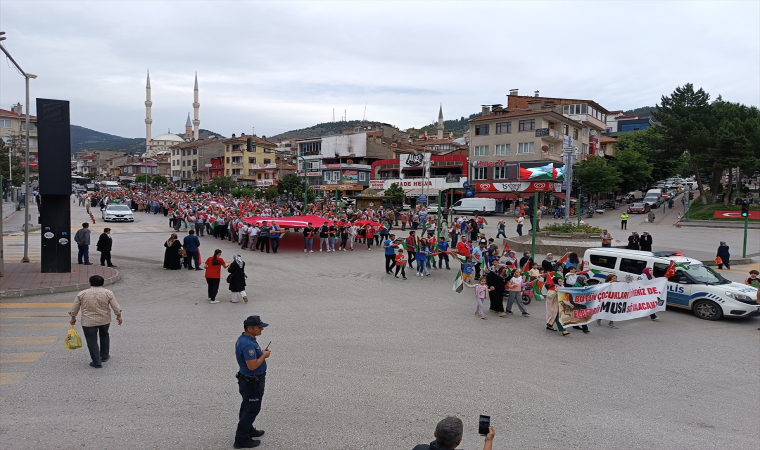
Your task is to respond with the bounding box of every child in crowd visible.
[416,238,429,277]
[465,277,493,320]
[564,266,578,287]
[529,263,540,281]
[394,248,407,280]
[745,270,760,288]
[462,257,474,283]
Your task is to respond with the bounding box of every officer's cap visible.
[244,315,269,328]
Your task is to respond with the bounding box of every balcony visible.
[231,162,243,168]
[535,128,563,142]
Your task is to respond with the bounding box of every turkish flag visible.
[663,261,677,278]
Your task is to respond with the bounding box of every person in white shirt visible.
[239,224,249,249]
[248,224,260,251]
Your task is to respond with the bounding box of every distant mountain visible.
[622,106,655,118]
[267,120,382,142]
[69,126,226,155]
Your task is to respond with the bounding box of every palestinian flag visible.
[675,263,690,270]
[280,230,289,239]
[552,271,565,280]
[522,260,531,273]
[399,241,410,251]
[557,252,570,264]
[479,256,486,270]
[576,269,601,276]
[502,241,510,255]
[509,259,517,269]
[449,252,467,265]
[528,279,544,301]
[544,275,555,287]
[663,261,677,278]
[453,270,464,293]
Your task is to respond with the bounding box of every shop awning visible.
[474,193,516,201]
[405,189,437,197]
[553,192,577,201]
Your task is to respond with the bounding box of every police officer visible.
[234,315,271,449]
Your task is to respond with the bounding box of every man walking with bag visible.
[234,315,271,449]
[69,275,123,368]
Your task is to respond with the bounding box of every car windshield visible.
[633,203,645,207]
[109,206,131,211]
[685,264,729,285]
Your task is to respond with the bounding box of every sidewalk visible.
[2,203,40,235]
[0,263,120,298]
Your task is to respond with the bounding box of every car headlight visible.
[725,291,755,304]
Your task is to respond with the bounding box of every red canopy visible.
[243,215,333,228]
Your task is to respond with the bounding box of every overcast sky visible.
[1,1,758,140]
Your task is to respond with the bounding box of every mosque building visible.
[143,71,200,157]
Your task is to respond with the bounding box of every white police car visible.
[582,248,759,321]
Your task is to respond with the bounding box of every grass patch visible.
[540,223,603,233]
[685,201,760,221]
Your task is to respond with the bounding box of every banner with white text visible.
[557,278,668,327]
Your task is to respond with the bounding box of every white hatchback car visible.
[102,204,134,222]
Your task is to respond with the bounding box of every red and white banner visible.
[557,278,668,327]
[476,181,562,192]
[713,210,760,220]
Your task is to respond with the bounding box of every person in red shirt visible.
[203,249,229,304]
[456,236,472,258]
[365,225,374,250]
[405,231,417,268]
[394,248,407,280]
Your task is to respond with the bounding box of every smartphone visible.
[478,415,490,435]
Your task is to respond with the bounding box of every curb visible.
[0,272,121,298]
[701,258,753,267]
[678,220,760,229]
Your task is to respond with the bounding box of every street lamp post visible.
[563,146,578,223]
[1,33,36,262]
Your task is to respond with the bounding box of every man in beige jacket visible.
[69,275,123,368]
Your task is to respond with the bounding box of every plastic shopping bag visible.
[714,257,723,265]
[65,326,82,350]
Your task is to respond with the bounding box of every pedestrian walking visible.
[203,249,228,304]
[716,241,731,269]
[465,277,492,319]
[515,214,524,236]
[600,229,613,248]
[96,228,116,267]
[496,220,506,238]
[647,210,655,223]
[234,315,271,449]
[68,275,123,368]
[437,236,450,270]
[318,221,330,252]
[506,269,529,316]
[163,233,183,270]
[383,233,396,274]
[639,231,653,251]
[74,222,92,265]
[620,211,629,230]
[394,248,407,280]
[545,275,569,336]
[183,229,202,270]
[228,254,248,303]
[269,221,281,254]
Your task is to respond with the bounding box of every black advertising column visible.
[36,99,72,273]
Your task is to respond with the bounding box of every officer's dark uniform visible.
[235,316,268,447]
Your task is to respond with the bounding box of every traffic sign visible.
[462,182,469,189]
[418,194,428,204]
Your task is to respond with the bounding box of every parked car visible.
[426,203,441,214]
[627,202,651,214]
[451,198,496,215]
[85,184,96,192]
[102,204,135,222]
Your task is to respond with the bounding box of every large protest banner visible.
[557,278,668,327]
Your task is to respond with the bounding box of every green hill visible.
[69,126,225,155]
[266,120,382,142]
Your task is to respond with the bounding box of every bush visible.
[541,223,603,234]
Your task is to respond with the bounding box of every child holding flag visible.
[416,239,430,277]
[465,277,493,320]
[394,248,407,280]
[462,257,474,284]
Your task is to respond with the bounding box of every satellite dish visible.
[541,145,549,152]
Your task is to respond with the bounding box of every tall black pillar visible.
[36,98,72,273]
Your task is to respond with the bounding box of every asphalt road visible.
[1,201,758,449]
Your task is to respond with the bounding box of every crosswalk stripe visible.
[0,303,71,309]
[0,372,27,385]
[0,336,57,346]
[0,352,44,363]
[0,312,69,319]
[1,323,69,330]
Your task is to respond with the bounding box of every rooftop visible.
[469,109,583,126]
[0,108,37,119]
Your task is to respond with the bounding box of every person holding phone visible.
[412,415,495,450]
[234,315,271,449]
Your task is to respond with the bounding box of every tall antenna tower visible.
[332,108,335,122]
[345,109,347,122]
[362,103,367,122]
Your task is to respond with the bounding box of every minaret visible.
[436,103,444,139]
[145,70,153,153]
[185,113,192,139]
[192,73,200,140]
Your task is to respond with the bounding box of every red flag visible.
[510,259,517,269]
[502,241,510,255]
[557,252,569,264]
[663,261,676,278]
[522,260,531,273]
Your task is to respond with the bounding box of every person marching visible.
[96,228,116,268]
[394,248,407,280]
[465,276,492,320]
[234,315,271,449]
[203,249,228,304]
[228,254,248,303]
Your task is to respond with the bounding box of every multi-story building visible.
[170,137,225,186]
[221,135,296,186]
[75,150,126,177]
[605,111,657,135]
[0,104,38,174]
[119,160,157,177]
[370,152,468,206]
[506,90,610,160]
[467,105,584,210]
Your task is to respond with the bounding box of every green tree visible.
[608,148,653,193]
[210,176,237,192]
[151,174,168,185]
[0,140,25,186]
[384,182,405,204]
[709,100,760,202]
[574,156,621,200]
[614,128,682,182]
[277,174,303,196]
[135,174,150,183]
[293,186,316,203]
[264,185,279,200]
[651,83,713,203]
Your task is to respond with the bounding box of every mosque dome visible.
[153,132,185,142]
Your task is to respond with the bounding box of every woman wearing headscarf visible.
[541,253,556,273]
[716,241,731,269]
[486,265,508,317]
[518,251,533,269]
[227,254,248,303]
[162,233,183,270]
[545,275,569,336]
[627,232,640,250]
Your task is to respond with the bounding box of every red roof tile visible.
[0,108,37,119]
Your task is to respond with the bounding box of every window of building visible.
[517,142,534,154]
[193,149,197,155]
[0,119,11,128]
[573,128,579,139]
[226,157,230,163]
[193,159,197,166]
[29,138,35,147]
[474,145,489,156]
[263,158,271,164]
[518,119,535,131]
[621,123,649,132]
[299,141,321,156]
[182,160,186,166]
[248,169,255,176]
[606,127,612,133]
[473,167,488,180]
[495,144,510,155]
[562,124,569,135]
[182,149,185,156]
[248,157,255,163]
[257,173,262,180]
[182,171,186,178]
[494,166,508,179]
[495,122,511,134]
[583,127,589,137]
[582,144,588,154]
[359,172,366,181]
[226,146,230,153]
[475,124,490,136]
[226,169,230,175]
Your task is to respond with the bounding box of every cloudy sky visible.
[1,1,758,140]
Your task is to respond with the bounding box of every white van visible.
[642,188,663,207]
[582,248,759,321]
[451,198,496,215]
